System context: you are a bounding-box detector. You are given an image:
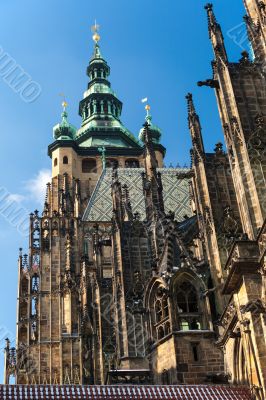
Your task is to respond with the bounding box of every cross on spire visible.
[59,93,68,111]
[91,20,101,43]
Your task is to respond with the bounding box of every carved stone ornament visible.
[240,299,266,314]
[230,116,243,145]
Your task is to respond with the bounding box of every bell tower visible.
[11,25,159,386]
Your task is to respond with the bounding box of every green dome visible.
[139,115,162,144]
[53,110,77,140]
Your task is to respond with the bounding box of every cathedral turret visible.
[139,105,162,145]
[139,103,165,167]
[48,23,143,181]
[142,113,164,221]
[244,0,266,32]
[53,101,76,141]
[205,3,228,62]
[79,23,122,128]
[243,0,266,63]
[186,93,205,164]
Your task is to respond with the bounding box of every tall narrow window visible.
[176,281,201,331]
[54,158,58,167]
[176,281,198,313]
[103,101,108,114]
[153,287,170,341]
[191,343,199,362]
[155,300,163,323]
[63,156,68,165]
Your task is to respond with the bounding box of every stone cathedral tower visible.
[3,2,266,400]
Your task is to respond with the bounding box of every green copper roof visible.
[139,113,162,144]
[79,137,134,148]
[83,167,192,222]
[51,40,163,153]
[76,40,142,149]
[53,108,77,141]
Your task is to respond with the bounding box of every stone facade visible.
[3,2,266,399]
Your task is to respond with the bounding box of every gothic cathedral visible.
[3,1,266,399]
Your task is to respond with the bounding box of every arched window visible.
[155,300,163,323]
[165,322,170,336]
[176,281,198,313]
[125,158,140,168]
[157,326,164,340]
[96,102,101,113]
[63,156,68,165]
[54,158,58,167]
[152,286,170,341]
[82,158,97,173]
[163,296,169,317]
[103,101,108,114]
[176,281,201,331]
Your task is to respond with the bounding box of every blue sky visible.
[0,0,246,381]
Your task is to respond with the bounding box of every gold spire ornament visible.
[62,101,68,111]
[91,20,100,43]
[141,97,151,117]
[59,93,68,111]
[145,104,151,115]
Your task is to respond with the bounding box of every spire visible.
[47,21,142,153]
[79,22,125,130]
[243,0,266,25]
[243,2,266,63]
[186,93,205,165]
[142,118,159,174]
[43,182,51,216]
[205,3,228,62]
[142,119,165,221]
[111,167,124,225]
[138,101,162,144]
[92,20,101,44]
[86,23,112,96]
[91,21,103,60]
[53,100,76,140]
[122,184,133,221]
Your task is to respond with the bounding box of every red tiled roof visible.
[0,385,252,399]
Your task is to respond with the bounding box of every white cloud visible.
[6,193,25,203]
[25,169,51,205]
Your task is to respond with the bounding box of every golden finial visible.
[91,20,100,43]
[59,93,68,111]
[141,98,151,117]
[62,101,68,111]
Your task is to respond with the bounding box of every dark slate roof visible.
[0,385,253,399]
[83,168,193,222]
